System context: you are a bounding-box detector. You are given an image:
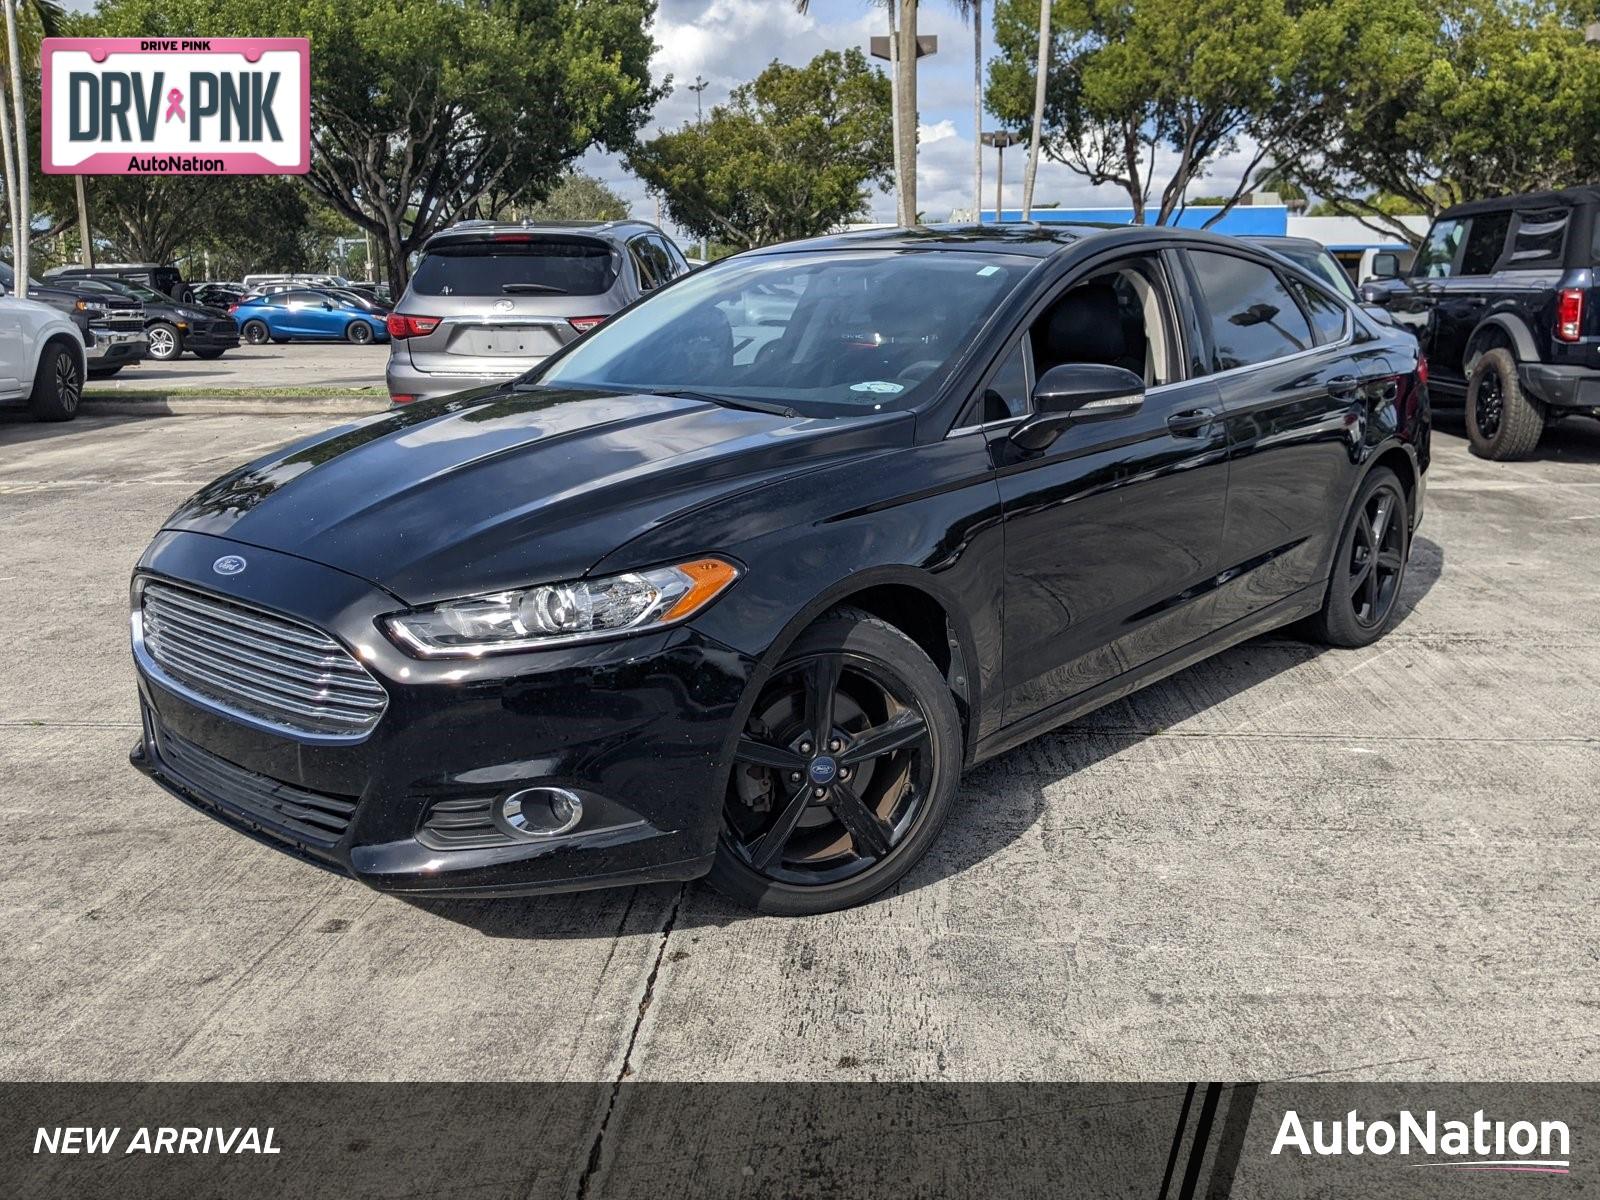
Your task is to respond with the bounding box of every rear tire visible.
[193,349,226,360]
[1306,467,1409,648]
[28,341,83,422]
[707,608,962,915]
[1466,347,1543,460]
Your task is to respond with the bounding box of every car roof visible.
[1439,186,1600,219]
[741,221,1277,260]
[425,218,667,247]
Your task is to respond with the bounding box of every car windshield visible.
[1281,247,1357,301]
[412,238,620,297]
[534,249,1031,417]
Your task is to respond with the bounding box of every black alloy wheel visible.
[1306,466,1410,649]
[241,320,271,345]
[347,320,374,345]
[710,609,960,914]
[1347,482,1405,628]
[29,342,83,421]
[1473,366,1503,440]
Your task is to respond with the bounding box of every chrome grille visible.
[139,581,387,739]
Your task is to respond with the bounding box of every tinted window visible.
[1414,219,1463,278]
[630,239,663,290]
[537,250,1028,418]
[1460,211,1511,275]
[1508,207,1569,268]
[1292,280,1349,345]
[1187,251,1314,370]
[411,239,619,297]
[1276,245,1357,300]
[657,236,689,276]
[962,337,1031,425]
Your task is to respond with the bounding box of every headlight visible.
[178,308,204,321]
[384,557,740,657]
[74,299,107,314]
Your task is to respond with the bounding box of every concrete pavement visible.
[1,406,1596,1083]
[87,342,389,393]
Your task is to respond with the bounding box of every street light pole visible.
[981,131,1019,222]
[688,75,709,257]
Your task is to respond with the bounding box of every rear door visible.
[1182,248,1394,622]
[398,235,623,382]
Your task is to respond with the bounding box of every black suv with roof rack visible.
[1361,186,1600,459]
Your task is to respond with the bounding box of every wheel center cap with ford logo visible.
[807,756,838,786]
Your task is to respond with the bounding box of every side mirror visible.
[1010,363,1145,452]
[1370,252,1400,280]
[1359,281,1396,307]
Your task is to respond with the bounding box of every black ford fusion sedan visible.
[129,223,1428,915]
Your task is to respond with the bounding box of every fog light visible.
[496,787,583,838]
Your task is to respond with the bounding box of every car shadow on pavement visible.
[405,537,1443,938]
[1431,405,1600,464]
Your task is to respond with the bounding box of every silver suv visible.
[385,219,691,404]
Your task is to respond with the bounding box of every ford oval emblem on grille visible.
[212,555,247,576]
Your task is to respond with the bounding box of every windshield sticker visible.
[850,381,905,395]
[977,265,1000,276]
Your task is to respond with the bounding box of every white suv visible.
[0,279,87,422]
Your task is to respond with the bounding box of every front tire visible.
[241,320,270,345]
[88,364,125,379]
[29,342,83,422]
[1306,467,1410,648]
[707,608,962,915]
[1466,347,1543,460]
[145,321,181,361]
[193,348,226,360]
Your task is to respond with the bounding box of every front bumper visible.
[1519,363,1600,410]
[179,321,241,352]
[128,532,754,897]
[86,328,147,365]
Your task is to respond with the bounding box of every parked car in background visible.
[385,219,690,403]
[321,286,390,316]
[128,223,1428,913]
[66,277,238,362]
[1,262,147,378]
[1362,185,1600,459]
[242,272,349,293]
[1247,235,1412,339]
[193,282,246,308]
[0,274,86,421]
[230,288,391,345]
[50,262,193,304]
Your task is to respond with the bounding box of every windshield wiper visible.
[657,389,797,418]
[501,282,568,294]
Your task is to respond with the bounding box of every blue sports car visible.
[231,288,390,345]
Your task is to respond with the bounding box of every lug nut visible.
[813,787,827,798]
[790,772,802,782]
[828,738,841,751]
[799,741,812,754]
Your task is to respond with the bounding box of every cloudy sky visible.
[591,0,1262,231]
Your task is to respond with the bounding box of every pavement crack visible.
[573,883,685,1200]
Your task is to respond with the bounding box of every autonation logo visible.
[1272,1109,1571,1174]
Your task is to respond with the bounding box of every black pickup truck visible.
[0,262,148,377]
[1361,187,1600,459]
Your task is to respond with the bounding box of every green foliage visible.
[88,0,663,288]
[1283,0,1600,243]
[987,0,1306,224]
[628,48,892,249]
[522,171,631,222]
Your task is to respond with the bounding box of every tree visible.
[1280,0,1600,245]
[92,0,663,293]
[521,171,630,222]
[1019,0,1051,220]
[629,49,892,249]
[987,0,1306,225]
[0,0,63,290]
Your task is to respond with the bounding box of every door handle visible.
[1167,407,1219,436]
[1327,375,1360,397]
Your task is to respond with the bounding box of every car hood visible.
[161,386,911,605]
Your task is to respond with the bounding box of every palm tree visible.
[0,0,65,294]
[1019,0,1050,221]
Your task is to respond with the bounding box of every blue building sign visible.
[979,205,1290,236]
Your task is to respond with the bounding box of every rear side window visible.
[1460,210,1511,275]
[1507,207,1569,269]
[410,239,619,297]
[630,237,676,290]
[1291,281,1350,345]
[1186,250,1315,370]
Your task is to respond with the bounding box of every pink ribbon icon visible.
[164,88,185,123]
